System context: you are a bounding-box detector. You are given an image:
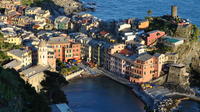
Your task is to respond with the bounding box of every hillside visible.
[147,16,200,87]
[22,0,84,16]
[0,67,50,112]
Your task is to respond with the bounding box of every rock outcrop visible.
[51,0,84,15]
[34,0,85,16]
[175,41,200,70]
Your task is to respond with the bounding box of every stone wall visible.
[150,74,167,85]
[64,69,84,80]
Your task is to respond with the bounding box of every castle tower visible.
[38,40,48,66]
[171,5,178,18]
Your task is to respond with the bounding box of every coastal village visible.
[0,0,199,112]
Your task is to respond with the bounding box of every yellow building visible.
[108,44,125,54]
[7,49,32,70]
[25,7,42,15]
[0,15,7,23]
[4,37,22,45]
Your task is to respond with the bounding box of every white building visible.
[162,36,184,47]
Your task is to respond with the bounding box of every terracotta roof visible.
[100,31,108,36]
[119,49,133,55]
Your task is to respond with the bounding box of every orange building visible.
[126,54,157,83]
[47,36,81,62]
[138,20,149,29]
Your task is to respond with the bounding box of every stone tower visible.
[167,64,189,87]
[38,40,48,66]
[171,5,178,18]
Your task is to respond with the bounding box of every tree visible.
[0,32,3,38]
[41,71,68,104]
[21,0,33,5]
[147,9,153,16]
[0,67,50,112]
[191,24,200,41]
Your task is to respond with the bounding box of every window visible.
[58,49,60,52]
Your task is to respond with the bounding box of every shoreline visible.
[66,68,152,110]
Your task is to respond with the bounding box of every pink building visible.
[107,46,163,83]
[145,30,165,46]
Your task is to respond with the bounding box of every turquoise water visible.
[165,38,180,43]
[83,0,200,27]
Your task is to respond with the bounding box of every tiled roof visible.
[136,53,153,61]
[147,30,161,34]
[8,49,29,58]
[119,49,133,55]
[47,37,72,44]
[3,59,21,69]
[21,65,49,78]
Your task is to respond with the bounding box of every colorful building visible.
[138,20,149,29]
[145,30,165,46]
[4,37,22,45]
[54,16,73,30]
[107,45,163,83]
[46,36,81,62]
[126,54,161,83]
[25,7,42,15]
[6,49,32,70]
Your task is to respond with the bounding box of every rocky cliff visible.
[34,0,85,16]
[175,41,200,71]
[51,0,84,14]
[172,24,200,73]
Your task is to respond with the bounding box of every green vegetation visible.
[21,0,49,6]
[0,33,22,65]
[57,59,79,75]
[21,0,34,5]
[146,16,177,36]
[0,51,10,64]
[0,32,3,38]
[0,67,50,112]
[0,42,22,51]
[147,16,200,42]
[147,9,153,17]
[190,24,200,42]
[41,71,68,104]
[60,66,79,75]
[153,43,173,54]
